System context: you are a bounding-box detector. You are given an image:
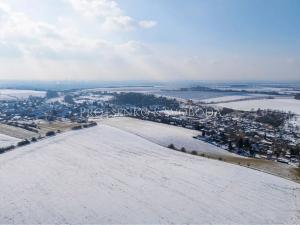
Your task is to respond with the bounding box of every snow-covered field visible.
[202,94,268,103]
[0,133,20,148]
[216,98,300,115]
[46,96,64,103]
[154,90,231,102]
[0,124,299,224]
[0,89,46,100]
[74,95,114,104]
[83,86,161,94]
[102,117,235,158]
[159,109,186,116]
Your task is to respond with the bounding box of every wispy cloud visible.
[67,0,157,31]
[139,20,157,29]
[0,1,152,60]
[0,0,161,80]
[0,0,298,81]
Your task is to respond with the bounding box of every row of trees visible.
[110,92,179,108]
[256,111,288,127]
[0,130,61,155]
[72,121,98,130]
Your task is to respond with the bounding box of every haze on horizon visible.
[0,0,299,81]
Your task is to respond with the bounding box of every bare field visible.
[37,121,81,135]
[0,123,38,139]
[207,155,300,183]
[0,121,82,141]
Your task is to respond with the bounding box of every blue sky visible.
[0,0,299,80]
[123,0,300,51]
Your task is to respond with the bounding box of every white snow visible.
[202,94,268,103]
[216,98,300,115]
[74,95,114,103]
[46,96,64,103]
[159,110,186,116]
[0,133,20,148]
[102,117,236,158]
[0,124,299,224]
[0,89,46,100]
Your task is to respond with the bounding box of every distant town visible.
[0,86,299,167]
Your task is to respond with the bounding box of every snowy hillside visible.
[0,125,299,224]
[201,94,268,103]
[0,89,46,100]
[216,97,300,115]
[0,133,20,148]
[103,117,236,158]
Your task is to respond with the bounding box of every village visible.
[0,90,299,166]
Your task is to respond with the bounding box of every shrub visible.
[83,121,98,128]
[0,145,15,154]
[31,137,37,142]
[167,144,176,150]
[218,157,223,161]
[17,139,30,147]
[191,151,198,155]
[89,121,98,127]
[72,125,83,130]
[83,123,97,128]
[46,131,56,137]
[180,147,186,152]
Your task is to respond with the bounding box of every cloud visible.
[0,0,157,58]
[0,2,112,60]
[0,1,163,80]
[0,41,21,58]
[66,0,122,18]
[102,15,136,32]
[66,0,157,31]
[0,3,61,52]
[139,20,157,29]
[0,0,298,81]
[116,41,151,55]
